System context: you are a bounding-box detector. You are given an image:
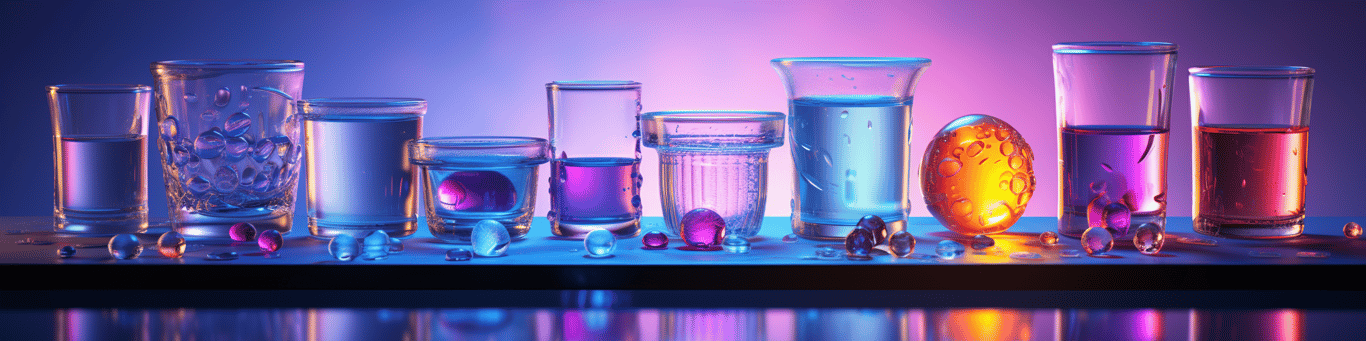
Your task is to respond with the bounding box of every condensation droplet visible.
[938,158,962,177]
[965,141,984,157]
[840,110,849,119]
[951,198,974,217]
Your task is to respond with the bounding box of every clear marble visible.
[157,231,186,258]
[888,230,915,257]
[471,219,510,257]
[584,228,617,258]
[1081,226,1114,255]
[107,234,142,260]
[1132,222,1163,255]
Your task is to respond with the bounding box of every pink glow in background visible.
[0,1,1362,220]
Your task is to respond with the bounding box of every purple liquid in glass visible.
[1059,126,1167,238]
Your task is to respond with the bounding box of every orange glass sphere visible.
[920,114,1035,235]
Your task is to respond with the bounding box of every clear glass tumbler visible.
[151,60,304,241]
[300,98,424,239]
[642,111,785,238]
[1190,66,1314,239]
[411,137,548,242]
[49,84,151,234]
[1053,42,1176,239]
[771,57,932,240]
[547,81,643,238]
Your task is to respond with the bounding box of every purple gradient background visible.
[1,1,1362,220]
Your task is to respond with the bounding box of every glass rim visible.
[642,110,786,123]
[546,80,641,90]
[1052,42,1177,54]
[770,57,932,67]
[152,60,304,71]
[300,98,427,108]
[1189,65,1315,78]
[48,84,152,93]
[412,136,548,150]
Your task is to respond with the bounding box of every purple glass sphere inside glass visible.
[679,208,725,250]
[437,171,517,211]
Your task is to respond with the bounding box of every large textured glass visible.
[301,98,424,239]
[642,111,785,238]
[49,84,151,234]
[1191,66,1314,239]
[547,81,643,238]
[151,60,304,241]
[1054,42,1176,239]
[772,57,931,240]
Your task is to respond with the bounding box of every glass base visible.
[552,219,640,239]
[428,214,531,243]
[172,207,292,243]
[792,217,906,241]
[1194,216,1304,239]
[53,207,147,236]
[309,218,416,239]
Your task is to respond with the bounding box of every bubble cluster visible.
[921,115,1035,236]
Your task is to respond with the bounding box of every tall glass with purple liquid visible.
[1054,42,1176,239]
[49,84,152,234]
[547,81,643,238]
[642,111,785,238]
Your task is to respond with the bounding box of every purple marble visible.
[680,208,725,251]
[844,227,874,257]
[641,231,669,250]
[229,222,257,242]
[437,171,517,211]
[856,215,888,245]
[258,229,282,252]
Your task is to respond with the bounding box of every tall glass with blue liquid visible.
[547,81,643,238]
[772,58,931,240]
[1054,42,1176,239]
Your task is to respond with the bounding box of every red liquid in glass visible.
[1194,125,1307,239]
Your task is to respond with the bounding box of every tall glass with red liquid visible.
[1190,66,1314,239]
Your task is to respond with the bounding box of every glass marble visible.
[1102,202,1132,237]
[921,114,1035,236]
[1059,249,1083,258]
[1009,251,1043,260]
[844,227,874,257]
[970,235,995,250]
[936,240,965,260]
[641,231,669,250]
[1345,222,1362,239]
[58,245,76,258]
[722,235,751,254]
[815,246,842,260]
[229,222,258,242]
[446,248,473,261]
[680,208,725,250]
[1132,222,1163,255]
[328,234,360,261]
[471,219,510,257]
[584,228,617,258]
[206,251,239,261]
[888,230,915,257]
[157,231,186,258]
[1081,226,1114,255]
[107,234,142,260]
[856,215,888,245]
[1038,231,1059,246]
[258,229,282,253]
[388,238,403,253]
[362,230,391,260]
[782,234,800,243]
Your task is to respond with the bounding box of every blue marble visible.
[471,220,510,257]
[584,229,617,258]
[107,234,142,260]
[888,231,915,257]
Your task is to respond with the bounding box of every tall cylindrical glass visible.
[1190,66,1313,239]
[771,57,931,240]
[152,60,304,241]
[547,81,643,238]
[49,84,151,234]
[301,98,424,239]
[1053,42,1176,239]
[642,111,785,238]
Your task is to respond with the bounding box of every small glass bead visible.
[782,234,800,243]
[641,231,669,249]
[257,229,283,253]
[1344,222,1362,239]
[446,248,474,261]
[1038,231,1059,246]
[970,235,995,250]
[229,222,257,242]
[888,231,915,257]
[722,235,751,254]
[1081,226,1114,255]
[1132,222,1164,256]
[328,234,360,261]
[107,234,142,260]
[935,240,965,260]
[58,245,76,258]
[158,231,186,258]
[584,229,617,258]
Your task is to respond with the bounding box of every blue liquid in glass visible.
[549,157,641,238]
[421,163,539,242]
[305,116,420,238]
[56,135,148,234]
[789,96,911,239]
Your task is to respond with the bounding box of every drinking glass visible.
[49,84,151,234]
[411,137,548,242]
[151,60,304,241]
[301,98,424,239]
[642,111,785,238]
[1191,66,1314,239]
[1053,42,1176,239]
[547,81,643,238]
